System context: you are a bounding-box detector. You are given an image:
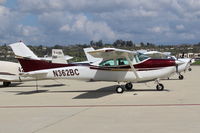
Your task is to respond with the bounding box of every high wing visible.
[88,48,140,80]
[88,48,137,60]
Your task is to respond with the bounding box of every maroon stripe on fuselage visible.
[135,59,175,68]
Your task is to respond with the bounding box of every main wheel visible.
[188,68,192,71]
[156,83,164,91]
[3,82,11,87]
[125,82,133,90]
[179,75,184,80]
[116,86,124,93]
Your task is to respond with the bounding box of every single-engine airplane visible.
[10,42,183,93]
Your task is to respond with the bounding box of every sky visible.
[1,0,200,45]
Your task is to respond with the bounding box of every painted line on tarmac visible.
[1,104,200,108]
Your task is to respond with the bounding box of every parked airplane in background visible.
[10,42,183,93]
[143,51,192,80]
[41,49,73,64]
[0,60,25,87]
[0,43,72,87]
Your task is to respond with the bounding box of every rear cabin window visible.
[99,59,115,66]
[99,54,149,67]
[99,58,129,67]
[116,58,129,65]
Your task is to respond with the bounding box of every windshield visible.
[99,53,149,67]
[145,53,168,59]
[137,53,149,61]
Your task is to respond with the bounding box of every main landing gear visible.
[125,82,133,90]
[115,81,165,93]
[116,82,133,93]
[116,86,124,93]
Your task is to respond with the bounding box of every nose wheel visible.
[155,79,164,91]
[156,83,164,91]
[178,74,184,80]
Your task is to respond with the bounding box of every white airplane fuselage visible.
[19,58,176,83]
[35,65,175,83]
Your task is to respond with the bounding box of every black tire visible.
[125,83,133,90]
[3,82,11,87]
[179,75,184,80]
[188,68,192,71]
[156,84,164,91]
[116,86,124,93]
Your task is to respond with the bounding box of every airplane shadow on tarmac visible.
[5,84,170,98]
[5,85,116,98]
[72,85,116,99]
[72,86,170,99]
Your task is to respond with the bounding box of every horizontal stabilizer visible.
[20,70,49,78]
[0,75,18,82]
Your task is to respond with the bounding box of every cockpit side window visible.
[99,53,149,67]
[116,58,129,65]
[137,53,149,62]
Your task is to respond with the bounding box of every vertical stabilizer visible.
[83,47,101,63]
[52,49,68,64]
[9,42,39,60]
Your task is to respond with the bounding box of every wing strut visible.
[125,55,140,81]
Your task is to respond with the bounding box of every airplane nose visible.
[175,60,184,65]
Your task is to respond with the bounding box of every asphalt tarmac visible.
[0,66,200,133]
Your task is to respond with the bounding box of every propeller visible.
[176,64,179,73]
[175,60,184,74]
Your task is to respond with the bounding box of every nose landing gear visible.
[155,79,164,91]
[156,83,164,91]
[178,74,184,80]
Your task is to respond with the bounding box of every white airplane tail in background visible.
[83,47,101,63]
[9,42,39,60]
[52,49,67,64]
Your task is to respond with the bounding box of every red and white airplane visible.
[9,42,183,93]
